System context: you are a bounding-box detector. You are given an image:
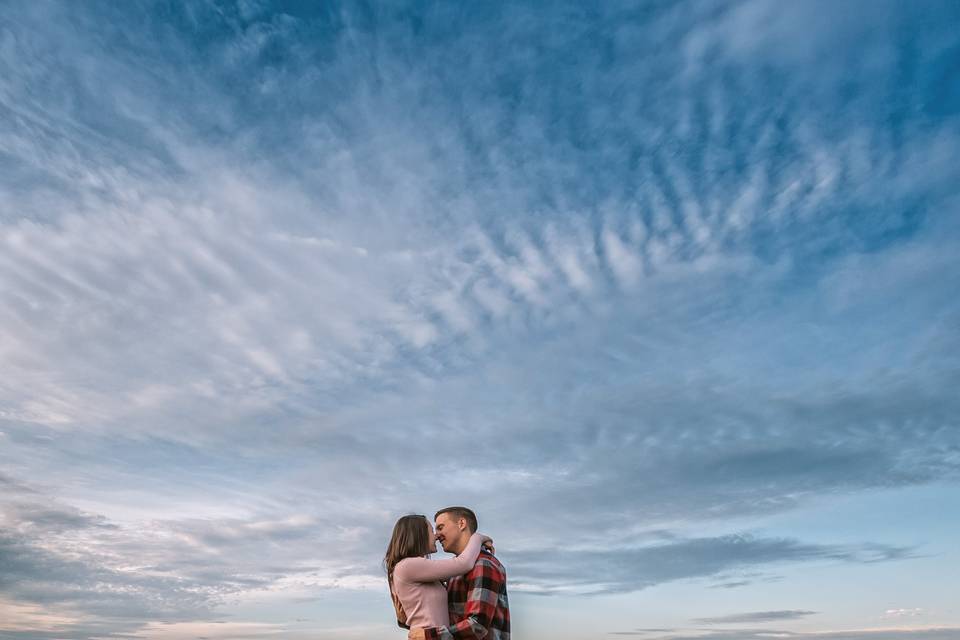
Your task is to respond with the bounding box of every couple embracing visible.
[384,506,510,639]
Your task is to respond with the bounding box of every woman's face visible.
[426,519,438,553]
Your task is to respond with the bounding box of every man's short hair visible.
[435,506,478,533]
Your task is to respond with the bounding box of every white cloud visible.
[885,609,926,619]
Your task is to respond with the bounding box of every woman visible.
[384,514,492,631]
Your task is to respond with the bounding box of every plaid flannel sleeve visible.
[421,558,504,640]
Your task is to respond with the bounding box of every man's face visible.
[434,512,468,554]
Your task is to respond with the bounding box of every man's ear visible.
[458,517,467,531]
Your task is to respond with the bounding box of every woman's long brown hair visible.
[384,515,432,628]
[384,514,432,588]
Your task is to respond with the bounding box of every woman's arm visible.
[394,533,490,583]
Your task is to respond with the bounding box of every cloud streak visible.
[693,610,819,624]
[1,0,959,638]
[609,628,960,640]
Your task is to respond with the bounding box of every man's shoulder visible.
[468,551,506,577]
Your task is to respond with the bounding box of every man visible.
[410,506,510,640]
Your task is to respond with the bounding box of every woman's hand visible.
[408,628,426,640]
[479,534,495,554]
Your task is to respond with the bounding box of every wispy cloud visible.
[694,611,819,624]
[507,535,910,595]
[1,0,959,638]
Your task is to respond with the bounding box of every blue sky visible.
[1,1,959,638]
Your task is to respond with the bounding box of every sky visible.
[1,0,959,639]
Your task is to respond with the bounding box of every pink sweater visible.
[392,534,484,629]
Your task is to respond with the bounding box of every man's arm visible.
[416,558,504,640]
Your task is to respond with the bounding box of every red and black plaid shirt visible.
[422,549,510,640]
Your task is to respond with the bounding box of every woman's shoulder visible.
[393,556,427,578]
